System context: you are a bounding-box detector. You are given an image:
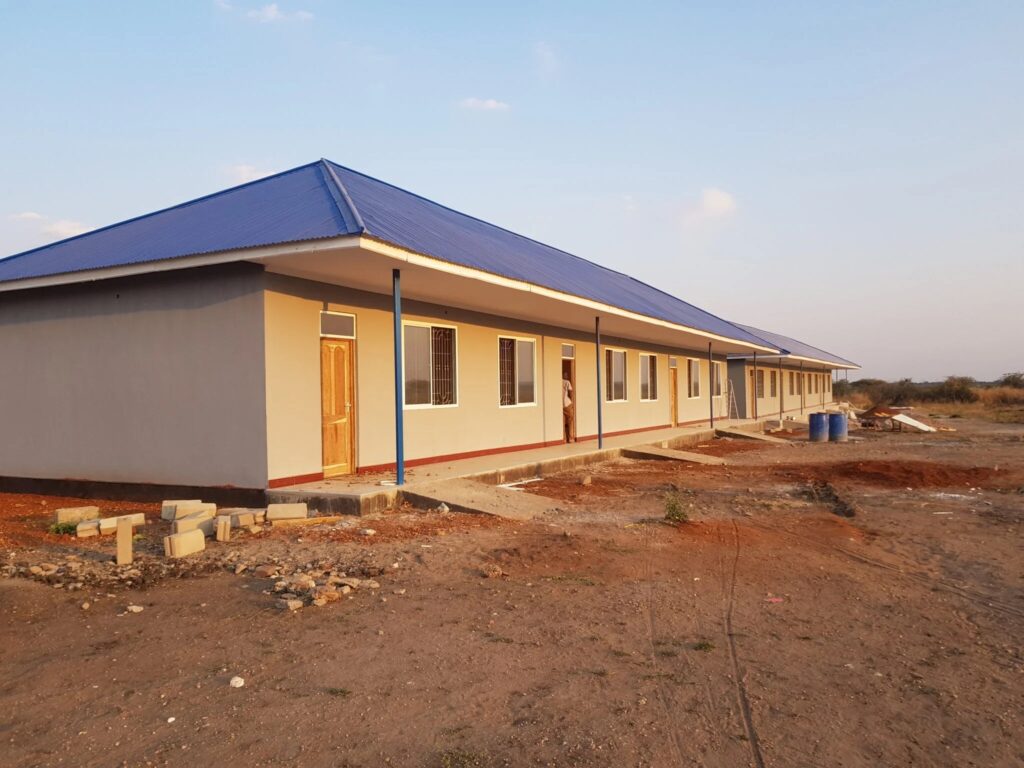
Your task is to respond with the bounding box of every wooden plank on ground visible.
[714,428,791,444]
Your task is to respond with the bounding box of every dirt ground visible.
[2,420,1022,767]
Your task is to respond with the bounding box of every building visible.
[725,324,859,421]
[0,159,789,500]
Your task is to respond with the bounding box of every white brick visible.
[266,503,307,521]
[160,499,202,521]
[55,506,100,525]
[172,514,215,537]
[164,529,206,558]
[98,513,146,535]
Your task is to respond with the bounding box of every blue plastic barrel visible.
[828,413,849,443]
[809,413,829,442]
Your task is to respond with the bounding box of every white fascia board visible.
[356,236,778,354]
[0,236,362,293]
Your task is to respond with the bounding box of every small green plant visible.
[48,522,77,535]
[693,640,715,652]
[664,492,689,523]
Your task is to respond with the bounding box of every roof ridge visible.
[322,159,772,350]
[0,161,324,265]
[318,159,366,233]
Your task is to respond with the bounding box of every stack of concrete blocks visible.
[161,500,217,558]
[76,512,146,538]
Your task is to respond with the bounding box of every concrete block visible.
[116,517,133,566]
[164,529,206,558]
[55,506,100,525]
[215,516,231,542]
[167,502,216,521]
[266,503,307,521]
[98,513,146,535]
[77,520,100,538]
[172,513,215,537]
[160,499,202,521]
[253,510,266,524]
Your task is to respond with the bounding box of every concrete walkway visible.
[269,419,763,515]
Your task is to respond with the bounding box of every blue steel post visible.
[595,316,603,449]
[392,269,405,485]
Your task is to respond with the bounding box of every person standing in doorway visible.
[562,373,575,442]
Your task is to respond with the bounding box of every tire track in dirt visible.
[719,519,767,768]
[637,521,688,766]
[749,519,1024,622]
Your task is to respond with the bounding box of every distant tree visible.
[997,372,1024,388]
[930,376,979,403]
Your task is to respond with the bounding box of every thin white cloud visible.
[459,97,511,112]
[247,3,312,23]
[214,0,234,10]
[534,41,560,79]
[682,187,738,226]
[226,163,269,184]
[43,219,90,239]
[7,211,91,242]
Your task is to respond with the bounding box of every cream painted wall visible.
[0,264,268,488]
[264,275,730,480]
[730,361,837,419]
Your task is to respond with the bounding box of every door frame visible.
[320,336,357,477]
[669,366,679,426]
[561,353,576,443]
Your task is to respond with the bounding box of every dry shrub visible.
[978,387,1024,406]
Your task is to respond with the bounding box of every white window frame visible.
[401,320,459,410]
[639,353,659,402]
[713,362,724,398]
[498,335,538,408]
[319,310,356,339]
[605,347,628,403]
[686,358,701,399]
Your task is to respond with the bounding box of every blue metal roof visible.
[732,323,858,368]
[0,158,773,349]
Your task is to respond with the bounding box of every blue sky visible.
[2,1,1021,380]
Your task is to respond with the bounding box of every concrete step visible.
[714,427,792,445]
[621,445,726,466]
[402,479,559,521]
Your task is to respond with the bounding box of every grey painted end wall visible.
[0,264,268,488]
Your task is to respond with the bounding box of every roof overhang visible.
[728,352,859,370]
[0,235,778,355]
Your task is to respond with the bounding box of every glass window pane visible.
[404,325,431,405]
[613,351,625,400]
[516,340,535,404]
[320,312,355,338]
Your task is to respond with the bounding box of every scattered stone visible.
[55,506,100,525]
[280,599,303,612]
[481,564,505,579]
[358,528,377,537]
[229,676,245,688]
[253,564,280,578]
[234,563,248,575]
[126,605,144,613]
[580,475,592,486]
[364,580,380,590]
[80,601,90,610]
[437,502,450,513]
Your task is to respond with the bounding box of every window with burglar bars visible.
[756,369,765,398]
[789,371,795,396]
[403,324,456,406]
[640,354,658,401]
[770,370,777,397]
[687,359,700,398]
[605,349,626,401]
[714,362,723,397]
[499,337,536,406]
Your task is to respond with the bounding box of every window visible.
[827,376,832,392]
[789,371,795,396]
[605,349,627,401]
[499,337,536,406]
[713,362,723,397]
[320,311,355,338]
[561,343,575,359]
[639,354,658,401]
[770,370,777,397]
[404,324,456,407]
[687,359,701,398]
[668,356,678,369]
[756,369,765,398]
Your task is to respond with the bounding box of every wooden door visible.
[669,368,679,426]
[321,339,355,477]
